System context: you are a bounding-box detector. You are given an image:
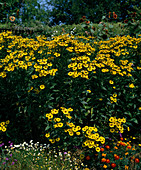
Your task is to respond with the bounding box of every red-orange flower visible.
[82,16,86,19]
[101,158,106,162]
[86,20,90,24]
[127,145,132,149]
[124,19,128,23]
[106,159,110,163]
[86,155,90,160]
[105,145,110,149]
[100,148,104,152]
[111,163,116,168]
[113,14,117,19]
[115,155,120,160]
[135,158,139,163]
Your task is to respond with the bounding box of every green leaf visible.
[130,118,138,124]
[45,125,50,131]
[81,101,88,105]
[90,29,95,34]
[85,112,89,116]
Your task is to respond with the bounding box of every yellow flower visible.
[129,83,135,88]
[127,127,130,131]
[109,123,114,127]
[96,147,100,152]
[139,107,141,110]
[109,117,115,122]
[56,138,60,142]
[58,123,63,127]
[99,98,103,101]
[87,90,91,93]
[40,84,45,89]
[76,132,81,135]
[45,133,50,138]
[6,120,10,124]
[113,93,117,97]
[109,80,114,84]
[80,154,85,160]
[110,128,115,133]
[2,127,7,132]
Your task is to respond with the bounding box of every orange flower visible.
[82,16,86,19]
[86,20,90,24]
[9,16,15,22]
[101,158,106,162]
[102,153,106,157]
[125,165,129,170]
[114,146,118,149]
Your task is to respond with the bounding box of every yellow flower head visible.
[40,84,45,89]
[129,83,135,88]
[109,80,114,84]
[87,90,91,93]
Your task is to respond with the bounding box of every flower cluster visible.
[109,117,126,133]
[0,120,10,132]
[45,107,105,153]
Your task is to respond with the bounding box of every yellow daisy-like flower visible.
[109,117,115,122]
[0,122,5,126]
[129,83,135,88]
[80,154,85,160]
[56,138,60,142]
[2,127,6,132]
[139,107,141,110]
[76,132,81,135]
[40,84,45,89]
[96,147,100,152]
[110,128,115,133]
[45,133,50,138]
[109,80,114,84]
[58,123,63,127]
[122,117,126,123]
[6,120,10,124]
[87,90,91,93]
[56,118,61,122]
[113,93,117,97]
[109,123,114,127]
[68,108,73,112]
